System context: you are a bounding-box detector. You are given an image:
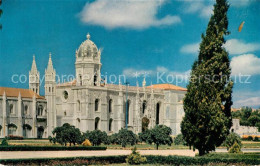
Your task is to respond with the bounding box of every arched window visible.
[156,103,160,125]
[126,100,130,124]
[36,88,38,93]
[10,104,14,114]
[108,99,113,113]
[94,74,97,86]
[95,99,99,111]
[109,118,113,132]
[24,105,28,115]
[79,75,82,86]
[49,87,51,92]
[95,117,100,130]
[38,105,43,116]
[77,100,81,112]
[142,100,147,114]
[63,91,68,99]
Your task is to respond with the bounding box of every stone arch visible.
[95,99,99,112]
[109,118,113,132]
[156,102,161,125]
[125,100,131,125]
[142,100,147,114]
[95,117,100,130]
[9,104,14,114]
[108,99,113,113]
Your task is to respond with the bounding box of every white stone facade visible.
[0,34,186,138]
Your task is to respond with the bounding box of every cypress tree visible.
[181,0,233,156]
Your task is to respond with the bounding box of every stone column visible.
[17,92,23,136]
[2,91,7,137]
[135,88,140,134]
[32,95,37,138]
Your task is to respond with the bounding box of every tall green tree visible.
[181,0,233,156]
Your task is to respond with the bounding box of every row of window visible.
[7,104,45,116]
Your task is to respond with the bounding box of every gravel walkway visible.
[0,149,196,159]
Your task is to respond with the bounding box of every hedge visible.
[145,155,260,165]
[0,156,127,165]
[0,154,259,165]
[0,145,107,151]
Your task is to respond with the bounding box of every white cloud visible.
[180,42,200,54]
[230,54,260,75]
[229,0,252,7]
[233,90,260,108]
[79,0,181,29]
[200,5,213,18]
[235,97,260,108]
[224,39,260,55]
[183,1,213,18]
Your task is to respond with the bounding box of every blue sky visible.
[0,0,260,108]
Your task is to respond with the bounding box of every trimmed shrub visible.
[0,154,259,165]
[1,138,8,146]
[222,132,242,150]
[126,147,147,165]
[82,139,92,146]
[83,130,108,146]
[174,134,187,145]
[117,128,137,147]
[0,145,106,151]
[228,142,241,153]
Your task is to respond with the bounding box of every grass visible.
[1,139,260,149]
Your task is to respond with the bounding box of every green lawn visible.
[2,139,260,149]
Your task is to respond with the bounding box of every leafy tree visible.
[222,132,242,150]
[140,125,173,150]
[83,130,108,146]
[174,134,187,145]
[109,133,120,144]
[181,0,233,156]
[117,128,137,147]
[248,115,260,126]
[52,123,83,146]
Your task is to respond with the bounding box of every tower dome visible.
[75,33,102,87]
[76,33,100,59]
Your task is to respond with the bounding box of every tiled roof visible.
[0,87,45,99]
[57,80,77,87]
[146,84,187,91]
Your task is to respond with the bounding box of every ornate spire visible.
[30,55,38,75]
[87,33,90,40]
[46,52,54,73]
[142,77,146,87]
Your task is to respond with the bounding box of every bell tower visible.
[75,33,102,86]
[45,53,56,136]
[29,55,40,94]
